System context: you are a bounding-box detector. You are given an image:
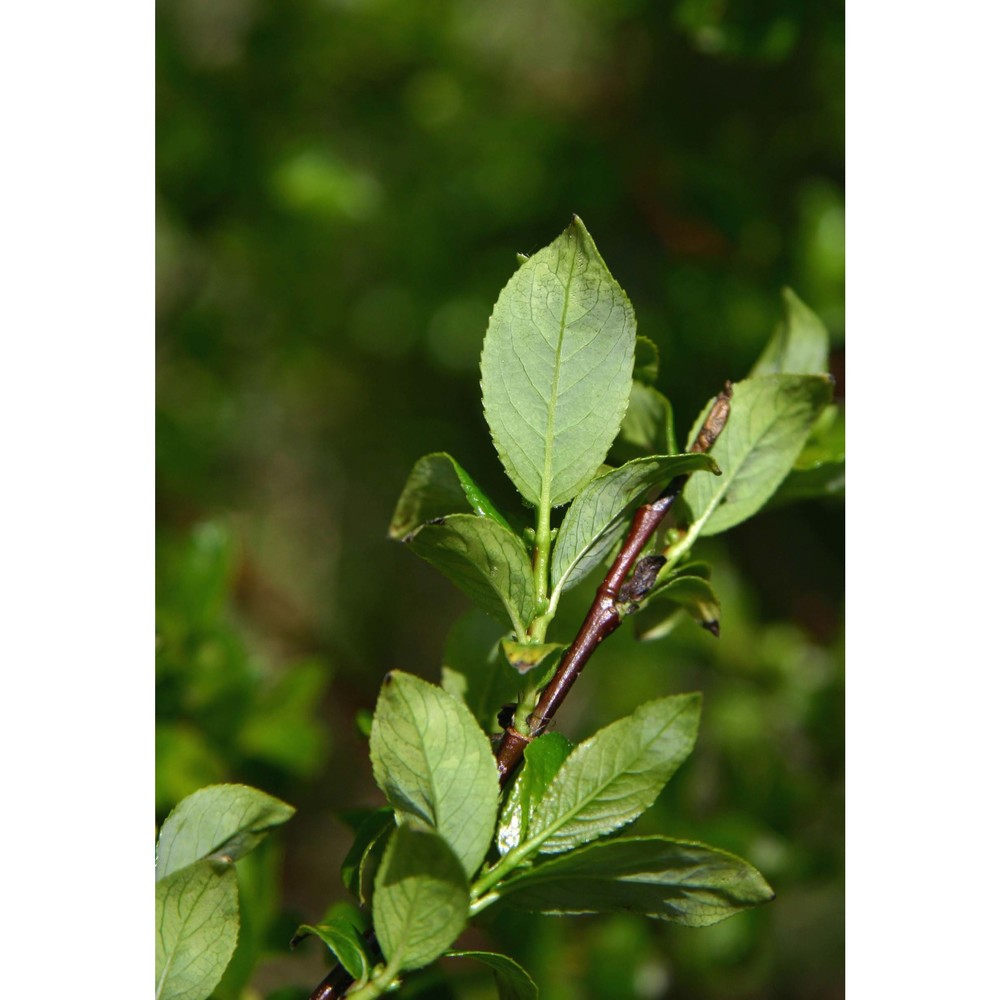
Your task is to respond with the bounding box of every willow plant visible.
[303,217,837,999]
[155,216,841,1000]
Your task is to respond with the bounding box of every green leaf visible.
[156,784,295,881]
[389,452,513,540]
[341,807,395,905]
[373,825,469,974]
[768,403,845,507]
[641,575,721,636]
[633,336,659,384]
[497,733,573,857]
[551,454,719,596]
[445,951,538,1000]
[614,382,678,461]
[481,216,637,508]
[497,836,774,927]
[794,403,844,467]
[682,375,833,537]
[405,514,536,639]
[663,559,712,581]
[500,639,565,677]
[291,917,371,982]
[440,611,520,734]
[370,671,499,878]
[156,859,239,1000]
[522,694,701,856]
[750,287,829,376]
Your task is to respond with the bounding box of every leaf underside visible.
[156,784,295,881]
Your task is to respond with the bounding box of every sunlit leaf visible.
[500,639,565,677]
[750,287,829,376]
[156,784,295,881]
[156,859,239,1000]
[481,216,636,508]
[522,694,701,855]
[370,671,499,878]
[683,375,833,537]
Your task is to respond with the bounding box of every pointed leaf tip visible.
[481,218,636,508]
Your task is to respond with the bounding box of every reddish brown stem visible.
[494,379,732,785]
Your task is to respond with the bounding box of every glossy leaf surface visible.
[524,694,701,855]
[497,733,573,856]
[498,836,774,927]
[389,452,512,540]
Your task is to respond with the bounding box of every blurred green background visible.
[157,1,844,997]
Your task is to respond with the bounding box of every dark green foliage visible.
[158,3,843,994]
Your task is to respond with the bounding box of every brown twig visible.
[494,379,733,784]
[307,380,733,997]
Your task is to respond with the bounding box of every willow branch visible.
[494,380,733,784]
[307,380,733,998]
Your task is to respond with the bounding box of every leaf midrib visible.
[156,865,217,1000]
[539,250,577,514]
[688,390,793,536]
[518,706,686,858]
